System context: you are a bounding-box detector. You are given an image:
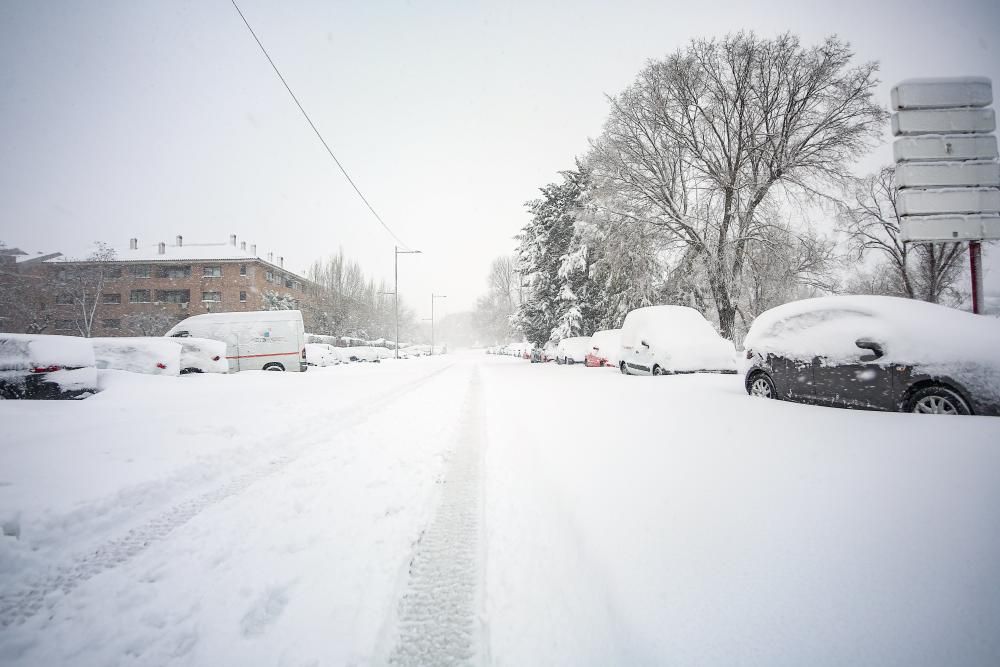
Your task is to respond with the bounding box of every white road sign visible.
[893,134,998,162]
[897,187,1000,216]
[892,108,996,136]
[891,77,992,110]
[896,160,1000,188]
[900,214,1000,242]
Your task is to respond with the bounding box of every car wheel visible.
[567,358,574,366]
[180,367,203,375]
[748,372,776,399]
[907,385,971,415]
[263,363,285,372]
[652,365,663,376]
[620,362,629,375]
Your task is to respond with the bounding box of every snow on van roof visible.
[171,310,303,324]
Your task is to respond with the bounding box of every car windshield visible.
[2,5,999,666]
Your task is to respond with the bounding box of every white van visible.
[165,310,307,372]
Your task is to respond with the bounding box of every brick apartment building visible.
[2,235,319,337]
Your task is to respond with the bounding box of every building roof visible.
[0,247,63,264]
[45,238,310,281]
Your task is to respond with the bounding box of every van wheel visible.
[620,362,629,375]
[652,365,663,376]
[263,363,285,372]
[566,358,574,366]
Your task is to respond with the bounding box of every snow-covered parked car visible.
[743,295,1000,416]
[586,329,622,368]
[619,306,737,376]
[175,337,228,374]
[0,333,99,399]
[556,336,593,365]
[342,346,383,362]
[91,337,182,376]
[305,343,342,367]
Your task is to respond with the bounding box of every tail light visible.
[156,362,167,370]
[301,347,306,359]
[745,350,753,359]
[30,365,62,373]
[212,355,221,361]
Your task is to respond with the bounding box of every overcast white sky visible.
[1,0,998,314]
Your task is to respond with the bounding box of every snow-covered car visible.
[619,306,737,376]
[91,337,182,376]
[305,343,342,367]
[743,295,1000,416]
[0,333,99,400]
[343,346,383,362]
[530,347,544,363]
[585,329,622,368]
[541,344,558,363]
[175,337,228,374]
[556,336,593,365]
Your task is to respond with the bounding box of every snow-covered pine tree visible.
[514,165,592,346]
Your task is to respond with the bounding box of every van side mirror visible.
[641,340,650,348]
[855,338,884,362]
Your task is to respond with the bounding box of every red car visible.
[584,351,609,367]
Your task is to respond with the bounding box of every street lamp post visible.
[431,293,447,355]
[394,246,421,359]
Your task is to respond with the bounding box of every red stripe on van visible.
[225,351,302,360]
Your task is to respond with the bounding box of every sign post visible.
[891,77,1000,314]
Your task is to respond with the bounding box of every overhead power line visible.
[229,0,412,250]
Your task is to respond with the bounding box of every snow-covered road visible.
[2,353,999,666]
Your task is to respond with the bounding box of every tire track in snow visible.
[387,366,484,666]
[0,363,454,630]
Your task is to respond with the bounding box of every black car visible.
[743,296,1000,416]
[0,334,99,400]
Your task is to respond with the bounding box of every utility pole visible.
[431,293,447,355]
[393,246,421,358]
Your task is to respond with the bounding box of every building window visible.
[129,265,151,278]
[265,270,274,282]
[201,291,222,302]
[156,289,190,304]
[56,293,73,305]
[102,293,122,304]
[285,278,294,288]
[240,264,247,276]
[130,289,152,303]
[239,291,247,302]
[160,265,191,279]
[203,266,222,278]
[101,319,121,329]
[55,319,75,331]
[105,267,122,279]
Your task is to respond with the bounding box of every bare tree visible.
[124,311,177,336]
[55,243,117,337]
[838,166,965,304]
[588,32,887,338]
